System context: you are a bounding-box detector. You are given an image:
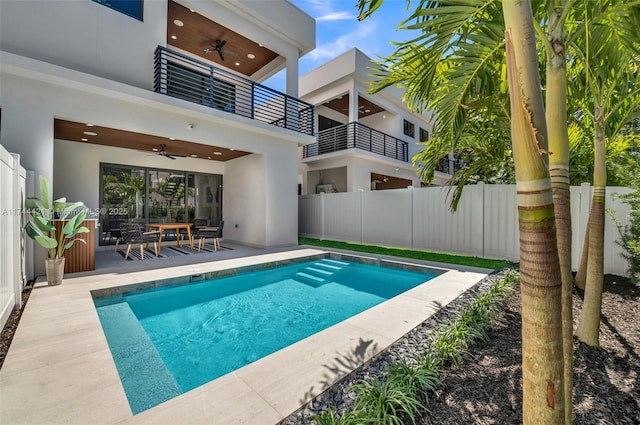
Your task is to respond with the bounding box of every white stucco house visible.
[298,48,455,195]
[0,0,316,277]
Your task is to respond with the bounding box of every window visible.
[420,127,430,142]
[403,119,415,138]
[92,0,143,21]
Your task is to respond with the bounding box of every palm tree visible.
[357,0,565,421]
[571,2,640,345]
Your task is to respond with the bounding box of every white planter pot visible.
[45,257,65,286]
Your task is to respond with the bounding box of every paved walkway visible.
[0,245,490,425]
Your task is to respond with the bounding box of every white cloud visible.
[306,19,379,62]
[317,11,355,21]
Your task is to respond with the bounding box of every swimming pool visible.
[93,255,439,414]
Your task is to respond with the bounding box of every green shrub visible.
[351,378,424,425]
[386,359,440,401]
[616,175,640,286]
[312,408,361,425]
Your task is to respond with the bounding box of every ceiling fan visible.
[153,144,186,160]
[204,39,238,61]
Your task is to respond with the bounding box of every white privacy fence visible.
[0,146,27,330]
[299,183,633,276]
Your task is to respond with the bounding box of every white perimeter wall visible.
[299,183,632,276]
[0,147,26,330]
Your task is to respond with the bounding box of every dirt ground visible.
[421,275,640,425]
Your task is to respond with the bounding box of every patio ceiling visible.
[323,95,385,119]
[371,172,412,189]
[167,1,279,77]
[54,119,251,162]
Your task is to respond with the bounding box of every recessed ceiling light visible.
[207,156,212,159]
[229,148,235,151]
[173,19,184,27]
[171,35,177,40]
[81,138,88,142]
[189,9,195,12]
[365,109,370,113]
[191,154,198,157]
[258,44,263,47]
[235,62,240,66]
[213,151,222,155]
[152,148,159,152]
[86,123,94,127]
[247,53,255,59]
[169,137,175,140]
[382,114,387,119]
[83,131,97,136]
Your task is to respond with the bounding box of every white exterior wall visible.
[1,57,310,276]
[53,139,225,217]
[0,0,166,89]
[224,154,267,247]
[0,0,314,89]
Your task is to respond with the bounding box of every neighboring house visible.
[298,48,453,195]
[0,0,316,276]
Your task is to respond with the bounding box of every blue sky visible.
[264,0,419,92]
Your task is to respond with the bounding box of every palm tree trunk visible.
[576,104,607,346]
[546,3,573,421]
[503,2,565,423]
[575,217,590,290]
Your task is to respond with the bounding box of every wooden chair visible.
[119,223,161,260]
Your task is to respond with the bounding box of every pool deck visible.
[0,247,490,425]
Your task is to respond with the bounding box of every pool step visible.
[305,267,334,276]
[322,259,350,266]
[314,262,342,271]
[295,271,328,287]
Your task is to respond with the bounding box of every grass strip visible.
[299,237,513,270]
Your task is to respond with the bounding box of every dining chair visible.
[195,220,224,251]
[119,223,161,260]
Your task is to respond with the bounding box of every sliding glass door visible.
[100,165,146,245]
[186,173,222,227]
[99,164,222,245]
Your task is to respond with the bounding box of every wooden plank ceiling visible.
[167,1,279,77]
[323,95,385,118]
[54,119,250,162]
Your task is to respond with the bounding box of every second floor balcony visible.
[302,122,409,162]
[435,156,464,174]
[154,46,314,136]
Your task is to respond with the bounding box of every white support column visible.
[286,51,299,98]
[348,85,359,123]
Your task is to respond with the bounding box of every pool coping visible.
[0,248,490,425]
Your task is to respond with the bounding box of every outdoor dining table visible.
[146,223,194,254]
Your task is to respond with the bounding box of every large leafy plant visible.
[25,176,90,259]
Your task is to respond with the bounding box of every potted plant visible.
[24,176,90,285]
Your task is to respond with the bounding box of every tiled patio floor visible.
[0,244,490,425]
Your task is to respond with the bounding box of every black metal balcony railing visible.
[154,46,314,136]
[435,156,464,174]
[302,122,409,162]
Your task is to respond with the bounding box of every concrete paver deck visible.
[0,246,489,425]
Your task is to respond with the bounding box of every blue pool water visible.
[94,258,438,413]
